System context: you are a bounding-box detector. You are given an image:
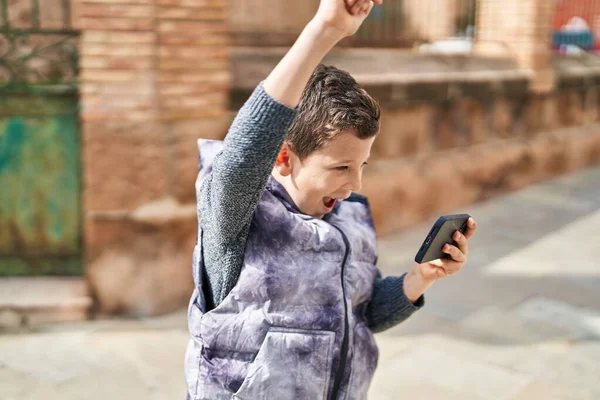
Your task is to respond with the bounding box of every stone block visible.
[86,209,195,316]
[361,162,426,236]
[520,94,543,136]
[456,141,532,198]
[458,98,487,145]
[361,153,478,236]
[433,103,458,149]
[491,97,514,138]
[584,88,598,123]
[558,90,585,127]
[528,133,569,178]
[540,94,559,130]
[431,98,488,149]
[374,106,432,159]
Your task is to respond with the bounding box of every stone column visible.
[77,0,230,316]
[476,0,556,92]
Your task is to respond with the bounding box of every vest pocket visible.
[232,327,335,400]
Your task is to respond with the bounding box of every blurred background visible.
[1,0,600,399]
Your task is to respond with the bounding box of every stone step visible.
[0,278,92,329]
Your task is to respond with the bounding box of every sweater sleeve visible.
[365,272,425,333]
[198,82,297,305]
[199,82,297,240]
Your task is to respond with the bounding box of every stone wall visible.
[75,0,231,316]
[231,48,600,236]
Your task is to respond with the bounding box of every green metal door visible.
[0,90,82,275]
[0,0,82,275]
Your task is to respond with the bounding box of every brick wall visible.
[76,0,230,316]
[476,0,556,92]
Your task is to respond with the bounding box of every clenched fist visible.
[313,0,383,38]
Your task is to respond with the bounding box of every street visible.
[1,165,600,400]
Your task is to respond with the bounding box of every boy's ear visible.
[275,144,292,176]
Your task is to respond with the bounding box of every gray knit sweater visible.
[197,82,423,333]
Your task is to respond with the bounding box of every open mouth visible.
[323,197,337,209]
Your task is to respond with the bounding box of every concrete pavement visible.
[1,165,600,400]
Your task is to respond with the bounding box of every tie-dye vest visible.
[185,140,380,400]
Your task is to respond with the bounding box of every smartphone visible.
[414,214,471,264]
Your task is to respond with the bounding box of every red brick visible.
[81,110,157,122]
[157,70,230,83]
[79,3,153,18]
[79,17,154,31]
[159,45,228,59]
[161,92,227,108]
[156,0,226,5]
[158,58,229,71]
[160,109,229,121]
[158,83,229,96]
[157,6,225,20]
[80,70,140,82]
[158,32,230,46]
[81,56,154,70]
[96,83,155,96]
[82,0,153,3]
[83,31,156,44]
[158,20,227,33]
[82,43,154,57]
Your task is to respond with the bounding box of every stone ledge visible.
[362,124,600,236]
[88,197,197,227]
[0,278,92,329]
[553,54,600,90]
[231,47,529,108]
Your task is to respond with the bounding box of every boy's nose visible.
[349,173,362,192]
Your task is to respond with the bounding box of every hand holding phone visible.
[414,214,471,264]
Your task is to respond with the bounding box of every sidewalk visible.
[1,165,600,400]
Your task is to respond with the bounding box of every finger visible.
[443,244,466,263]
[453,230,468,256]
[463,217,477,240]
[372,0,383,4]
[362,1,373,15]
[351,0,368,15]
[345,0,358,10]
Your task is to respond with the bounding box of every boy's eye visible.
[335,166,349,171]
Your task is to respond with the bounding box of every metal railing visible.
[230,0,476,48]
[347,0,476,48]
[0,0,79,87]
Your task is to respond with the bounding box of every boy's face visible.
[275,131,376,219]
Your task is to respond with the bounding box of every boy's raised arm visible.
[201,0,381,241]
